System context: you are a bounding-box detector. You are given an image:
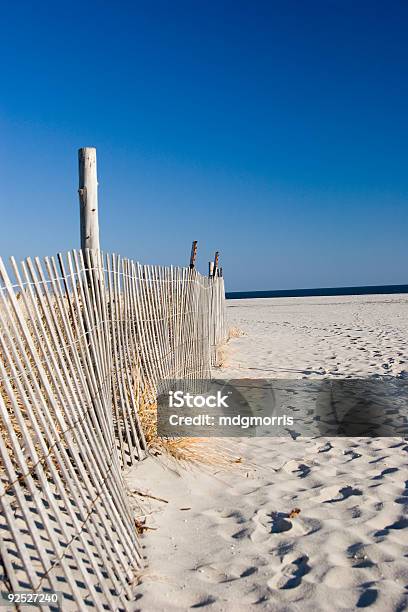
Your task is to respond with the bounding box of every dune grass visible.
[137,386,241,468]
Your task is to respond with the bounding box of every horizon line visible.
[226,283,408,299]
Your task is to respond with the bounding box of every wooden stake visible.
[209,261,214,277]
[189,240,198,269]
[78,147,100,252]
[213,251,219,277]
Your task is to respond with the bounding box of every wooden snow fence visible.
[0,249,227,610]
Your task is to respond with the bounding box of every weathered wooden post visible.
[189,240,198,269]
[213,251,219,277]
[78,147,100,252]
[208,261,214,277]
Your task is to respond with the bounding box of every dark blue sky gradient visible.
[1,1,407,290]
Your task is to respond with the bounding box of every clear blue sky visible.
[1,1,407,291]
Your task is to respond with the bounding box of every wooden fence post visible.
[213,251,219,277]
[209,261,214,277]
[189,240,198,269]
[78,147,100,252]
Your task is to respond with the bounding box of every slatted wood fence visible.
[0,249,226,610]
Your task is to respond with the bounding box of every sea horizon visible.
[226,283,408,300]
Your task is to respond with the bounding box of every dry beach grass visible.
[137,384,242,468]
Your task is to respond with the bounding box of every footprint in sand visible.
[270,512,293,534]
[395,480,408,505]
[218,509,247,523]
[343,449,362,461]
[315,485,362,504]
[281,460,311,478]
[294,463,311,478]
[356,587,378,607]
[374,515,408,538]
[191,595,218,608]
[346,543,376,569]
[318,442,333,453]
[251,509,321,543]
[372,467,399,480]
[195,564,232,584]
[239,565,259,578]
[348,505,363,519]
[325,486,363,503]
[267,554,311,590]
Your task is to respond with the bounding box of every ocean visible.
[226,284,408,300]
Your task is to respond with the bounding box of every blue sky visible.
[1,1,407,291]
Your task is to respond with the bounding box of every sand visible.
[129,294,408,611]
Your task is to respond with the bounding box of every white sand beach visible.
[130,294,408,611]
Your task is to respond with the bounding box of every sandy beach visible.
[131,294,408,611]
